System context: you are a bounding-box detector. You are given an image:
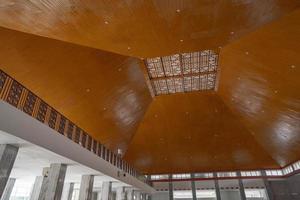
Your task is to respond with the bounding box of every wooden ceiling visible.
[0,27,152,153]
[0,0,299,57]
[0,1,299,174]
[124,92,279,174]
[217,9,300,168]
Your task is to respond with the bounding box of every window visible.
[172,174,191,179]
[174,190,193,199]
[265,170,283,176]
[217,172,237,177]
[293,161,300,170]
[9,179,33,200]
[150,175,169,180]
[196,190,216,199]
[241,171,261,177]
[245,189,267,199]
[282,166,293,175]
[194,173,213,178]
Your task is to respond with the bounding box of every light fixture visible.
[86,88,91,93]
[230,31,235,35]
[291,65,296,69]
[245,51,249,55]
[127,46,131,50]
[176,9,181,13]
[104,21,109,24]
[180,39,184,42]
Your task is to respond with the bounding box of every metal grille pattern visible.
[145,50,219,95]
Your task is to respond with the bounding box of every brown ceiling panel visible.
[217,9,300,167]
[0,0,299,57]
[0,27,152,153]
[124,92,279,174]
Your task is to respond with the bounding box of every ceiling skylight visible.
[145,50,219,95]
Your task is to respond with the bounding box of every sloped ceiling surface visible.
[0,1,299,174]
[217,9,300,168]
[0,0,299,57]
[0,27,152,153]
[124,92,279,174]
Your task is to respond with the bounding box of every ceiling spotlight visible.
[86,88,91,93]
[230,31,235,35]
[180,39,184,42]
[176,9,181,13]
[118,68,122,71]
[127,46,131,50]
[218,46,222,49]
[245,51,249,55]
[274,90,278,94]
[291,65,296,69]
[104,21,109,25]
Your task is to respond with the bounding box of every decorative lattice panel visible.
[145,50,219,95]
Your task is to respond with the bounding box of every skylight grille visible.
[145,50,219,96]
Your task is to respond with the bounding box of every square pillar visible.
[236,172,246,200]
[116,187,125,200]
[79,175,94,200]
[125,188,134,200]
[191,174,197,200]
[0,144,19,199]
[168,175,173,200]
[134,191,141,200]
[261,171,274,200]
[30,176,44,200]
[1,178,16,200]
[101,182,112,200]
[44,163,67,200]
[213,173,221,200]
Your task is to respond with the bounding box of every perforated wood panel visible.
[145,50,218,95]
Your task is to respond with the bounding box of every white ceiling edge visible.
[0,101,155,194]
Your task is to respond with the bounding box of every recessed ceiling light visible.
[180,39,184,42]
[185,111,189,115]
[127,46,131,50]
[274,90,278,94]
[245,51,249,55]
[176,9,181,13]
[104,21,109,24]
[155,114,158,118]
[103,107,107,111]
[230,31,235,35]
[86,88,91,93]
[291,65,296,69]
[237,77,241,80]
[118,68,122,71]
[218,46,222,49]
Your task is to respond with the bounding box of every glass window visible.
[282,166,293,175]
[241,171,261,177]
[172,174,191,179]
[265,170,283,176]
[293,161,300,170]
[174,190,193,199]
[245,189,267,199]
[194,173,213,178]
[196,190,216,199]
[217,172,237,177]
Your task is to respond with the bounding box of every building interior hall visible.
[0,1,300,200]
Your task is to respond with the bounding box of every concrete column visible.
[134,191,141,200]
[1,178,15,200]
[116,187,125,200]
[213,173,221,200]
[38,167,50,200]
[236,172,246,200]
[125,188,134,200]
[191,174,197,200]
[101,182,112,200]
[261,171,274,200]
[30,176,44,200]
[67,183,75,200]
[44,163,67,200]
[96,192,102,200]
[168,175,173,200]
[0,144,19,199]
[79,175,94,200]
